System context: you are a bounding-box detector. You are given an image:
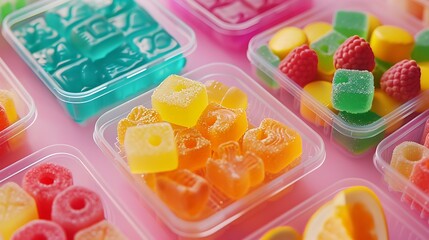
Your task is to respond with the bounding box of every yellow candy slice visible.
[300,81,336,127]
[370,25,414,63]
[124,122,178,173]
[268,27,307,59]
[371,89,402,133]
[367,13,382,39]
[221,86,248,109]
[303,21,332,44]
[0,90,18,124]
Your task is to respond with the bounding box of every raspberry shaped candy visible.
[334,35,375,71]
[278,45,318,87]
[380,59,421,102]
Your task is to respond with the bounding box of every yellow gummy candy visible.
[420,64,429,91]
[0,90,18,124]
[205,80,229,104]
[268,27,307,59]
[151,75,208,128]
[367,13,382,39]
[303,21,332,44]
[124,122,178,174]
[300,81,336,127]
[220,86,248,109]
[0,182,38,240]
[370,25,414,64]
[371,89,402,133]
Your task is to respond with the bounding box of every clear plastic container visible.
[93,63,326,238]
[168,0,313,49]
[0,144,149,239]
[2,0,196,123]
[374,110,429,223]
[0,58,36,153]
[246,178,429,239]
[387,0,429,25]
[248,0,429,157]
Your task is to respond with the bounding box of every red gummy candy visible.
[11,220,66,240]
[278,44,318,87]
[380,59,421,102]
[0,105,9,131]
[334,35,375,71]
[51,186,104,239]
[22,163,73,219]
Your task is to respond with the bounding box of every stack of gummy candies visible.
[260,9,428,153]
[116,74,303,220]
[0,163,127,240]
[388,117,429,213]
[0,89,19,152]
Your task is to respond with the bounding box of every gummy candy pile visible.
[193,0,285,24]
[12,0,180,93]
[117,74,303,220]
[259,9,428,154]
[388,117,429,213]
[0,163,127,240]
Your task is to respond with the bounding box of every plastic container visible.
[246,178,429,239]
[0,58,36,153]
[0,144,149,239]
[168,0,313,49]
[374,110,429,223]
[93,63,326,238]
[248,0,429,157]
[388,0,429,25]
[2,0,195,123]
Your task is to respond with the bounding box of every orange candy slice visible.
[196,103,248,150]
[242,118,302,174]
[117,106,162,145]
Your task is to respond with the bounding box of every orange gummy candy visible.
[175,128,211,171]
[242,118,302,174]
[117,106,162,145]
[206,141,264,200]
[155,169,210,220]
[196,103,248,150]
[205,80,229,104]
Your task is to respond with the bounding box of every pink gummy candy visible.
[11,219,66,240]
[410,158,429,194]
[51,186,105,239]
[22,163,73,219]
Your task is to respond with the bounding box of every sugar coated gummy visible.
[151,75,208,128]
[390,142,429,183]
[333,10,369,39]
[117,105,162,145]
[332,69,374,114]
[206,141,264,199]
[22,162,73,219]
[195,103,248,150]
[11,220,66,240]
[74,220,127,240]
[0,89,18,124]
[242,118,302,174]
[410,158,429,194]
[124,122,178,173]
[0,182,38,240]
[175,128,211,171]
[155,169,210,220]
[51,186,105,239]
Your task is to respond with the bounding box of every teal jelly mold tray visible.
[2,0,196,123]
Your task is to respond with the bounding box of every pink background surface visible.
[0,0,427,239]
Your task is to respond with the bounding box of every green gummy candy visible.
[332,111,385,154]
[411,29,429,62]
[332,69,374,114]
[372,58,392,88]
[15,0,26,9]
[311,31,347,74]
[333,10,369,40]
[0,1,13,22]
[257,45,280,89]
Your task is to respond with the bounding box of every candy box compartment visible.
[168,0,313,49]
[0,58,36,153]
[0,144,148,239]
[2,0,195,123]
[374,110,429,222]
[247,0,428,157]
[245,178,429,239]
[93,63,326,238]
